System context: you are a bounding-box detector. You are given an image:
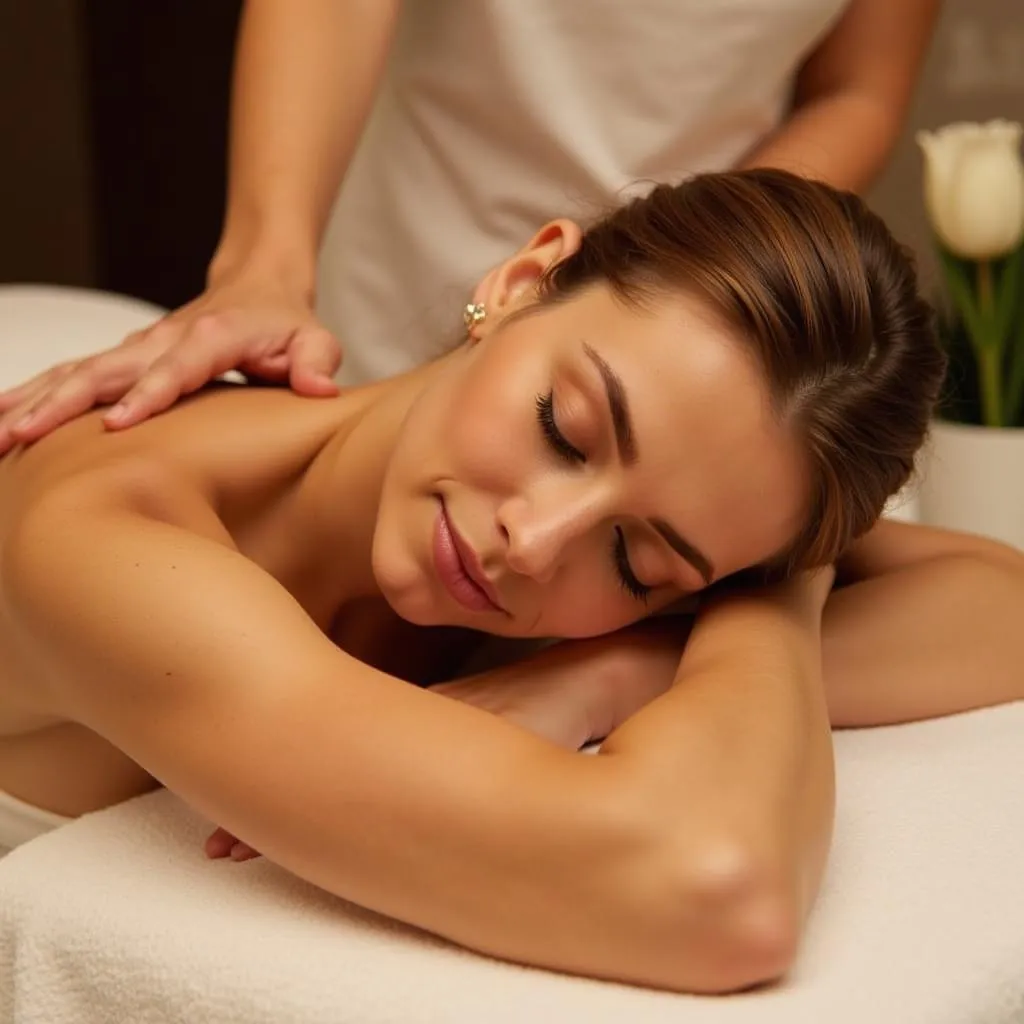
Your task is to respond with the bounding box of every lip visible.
[433,500,506,614]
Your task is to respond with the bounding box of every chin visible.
[370,547,447,630]
[387,590,448,627]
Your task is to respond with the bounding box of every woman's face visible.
[373,239,808,639]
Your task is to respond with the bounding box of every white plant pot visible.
[919,420,1024,551]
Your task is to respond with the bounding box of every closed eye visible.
[535,391,653,604]
[613,527,652,604]
[535,391,585,464]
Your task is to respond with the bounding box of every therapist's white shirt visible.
[318,0,850,384]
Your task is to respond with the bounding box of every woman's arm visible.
[740,0,940,192]
[822,519,1024,726]
[5,491,833,993]
[556,520,1024,734]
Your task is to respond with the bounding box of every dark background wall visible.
[1,1,1022,311]
[0,0,241,309]
[0,0,94,288]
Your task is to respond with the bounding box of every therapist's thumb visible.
[288,326,343,396]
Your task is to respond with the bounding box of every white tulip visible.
[916,119,1024,260]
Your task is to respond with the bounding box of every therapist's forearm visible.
[210,0,400,294]
[739,89,903,193]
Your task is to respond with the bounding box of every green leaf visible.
[1007,307,1024,426]
[936,246,988,352]
[994,243,1022,346]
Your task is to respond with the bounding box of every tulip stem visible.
[975,260,1003,427]
[978,346,1003,427]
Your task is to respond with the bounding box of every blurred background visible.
[1,0,1022,311]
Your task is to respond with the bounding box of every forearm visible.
[440,589,835,980]
[823,548,1024,727]
[598,521,1024,730]
[601,584,835,947]
[740,89,902,193]
[741,0,938,193]
[211,0,399,292]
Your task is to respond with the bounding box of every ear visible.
[467,219,583,339]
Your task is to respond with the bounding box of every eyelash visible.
[535,391,585,464]
[535,391,652,604]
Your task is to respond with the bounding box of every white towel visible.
[1,702,1022,1024]
[0,790,70,858]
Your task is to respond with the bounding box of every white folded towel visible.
[1,702,1023,1024]
[0,789,71,857]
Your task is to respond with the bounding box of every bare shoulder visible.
[0,383,341,529]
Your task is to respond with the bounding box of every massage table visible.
[1,286,1021,1023]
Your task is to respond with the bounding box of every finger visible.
[288,327,342,396]
[0,366,81,448]
[118,327,147,350]
[0,377,46,414]
[240,350,292,384]
[105,317,255,427]
[11,359,141,441]
[229,842,261,861]
[204,827,237,860]
[0,358,78,419]
[0,380,48,431]
[102,354,213,428]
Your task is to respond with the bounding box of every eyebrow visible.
[581,342,716,587]
[650,518,715,587]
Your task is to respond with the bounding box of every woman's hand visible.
[206,826,261,862]
[0,269,342,454]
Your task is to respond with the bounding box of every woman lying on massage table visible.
[0,170,1021,995]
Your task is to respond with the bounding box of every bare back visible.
[0,384,389,813]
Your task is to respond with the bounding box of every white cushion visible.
[0,284,166,380]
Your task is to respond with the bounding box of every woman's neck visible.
[293,355,451,604]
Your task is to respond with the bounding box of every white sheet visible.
[1,703,1022,1024]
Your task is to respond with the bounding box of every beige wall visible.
[869,0,1024,284]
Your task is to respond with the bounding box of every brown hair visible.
[537,169,946,575]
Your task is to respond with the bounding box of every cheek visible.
[437,352,540,487]
[530,563,644,639]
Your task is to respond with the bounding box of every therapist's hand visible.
[0,271,342,455]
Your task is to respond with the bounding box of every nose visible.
[496,478,609,584]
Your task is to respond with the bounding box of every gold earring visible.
[463,302,487,330]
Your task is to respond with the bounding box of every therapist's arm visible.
[740,0,940,193]
[210,0,399,294]
[0,0,399,447]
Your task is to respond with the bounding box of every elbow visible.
[626,836,803,995]
[679,846,802,993]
